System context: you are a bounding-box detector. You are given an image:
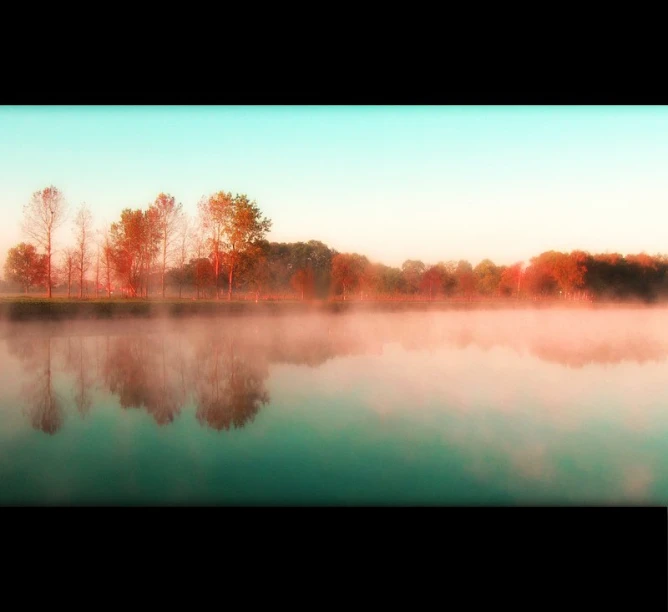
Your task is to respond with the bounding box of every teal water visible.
[1,311,667,505]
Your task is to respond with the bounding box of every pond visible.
[1,309,667,505]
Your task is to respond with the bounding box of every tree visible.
[171,214,191,298]
[109,209,159,297]
[189,220,212,299]
[331,253,367,300]
[4,243,48,294]
[22,186,68,298]
[421,265,444,301]
[149,193,183,298]
[61,248,76,298]
[474,259,502,296]
[98,227,114,298]
[525,251,587,299]
[141,206,161,297]
[198,191,232,299]
[524,255,558,297]
[189,258,214,299]
[222,194,272,301]
[94,245,100,298]
[291,268,314,300]
[374,264,405,296]
[237,241,271,302]
[499,263,524,297]
[74,203,93,298]
[305,240,334,298]
[109,210,143,296]
[455,260,475,299]
[248,254,271,303]
[401,260,426,295]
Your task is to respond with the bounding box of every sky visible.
[1,105,668,270]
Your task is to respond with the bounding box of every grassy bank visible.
[0,295,664,320]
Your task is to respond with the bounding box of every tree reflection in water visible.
[7,333,63,435]
[191,330,270,431]
[103,334,184,425]
[6,314,668,436]
[57,335,94,417]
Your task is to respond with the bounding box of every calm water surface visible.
[1,310,667,505]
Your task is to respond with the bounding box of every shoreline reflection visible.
[3,312,668,436]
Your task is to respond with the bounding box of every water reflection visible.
[102,335,185,425]
[192,332,269,431]
[3,311,668,437]
[3,312,668,504]
[60,337,94,417]
[8,335,64,435]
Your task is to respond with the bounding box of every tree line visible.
[3,185,668,302]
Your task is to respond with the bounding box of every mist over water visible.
[1,309,668,505]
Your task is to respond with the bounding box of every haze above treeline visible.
[3,185,668,303]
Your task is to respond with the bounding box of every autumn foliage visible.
[5,185,668,303]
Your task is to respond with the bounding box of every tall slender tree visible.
[61,248,76,298]
[98,227,114,298]
[95,244,101,298]
[74,203,93,298]
[22,186,68,298]
[199,192,232,299]
[141,207,162,297]
[150,193,183,298]
[109,209,149,297]
[172,213,191,298]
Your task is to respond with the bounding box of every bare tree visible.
[23,186,68,298]
[191,219,211,299]
[61,248,76,298]
[150,193,184,298]
[173,213,191,298]
[74,203,93,298]
[98,226,114,298]
[95,245,100,298]
[143,207,161,298]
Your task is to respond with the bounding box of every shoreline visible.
[0,297,666,320]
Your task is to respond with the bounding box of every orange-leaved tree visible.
[4,242,48,294]
[222,194,272,301]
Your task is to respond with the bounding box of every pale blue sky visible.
[1,105,668,270]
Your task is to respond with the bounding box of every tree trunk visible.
[47,235,52,298]
[162,234,167,299]
[228,266,233,301]
[214,244,220,299]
